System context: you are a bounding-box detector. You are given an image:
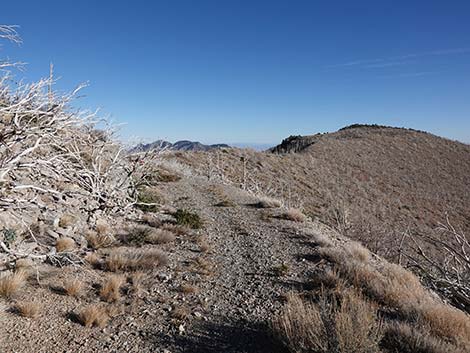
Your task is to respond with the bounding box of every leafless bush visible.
[0,26,163,265]
[405,217,470,313]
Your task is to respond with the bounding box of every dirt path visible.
[158,176,331,352]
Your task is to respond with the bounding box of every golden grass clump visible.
[272,293,328,352]
[59,214,77,228]
[77,304,109,328]
[63,278,83,297]
[272,290,382,353]
[146,229,176,244]
[14,300,41,318]
[85,252,102,267]
[334,290,382,353]
[0,270,27,298]
[55,237,76,252]
[100,274,125,302]
[86,231,115,249]
[280,208,306,222]
[106,248,168,272]
[382,322,464,353]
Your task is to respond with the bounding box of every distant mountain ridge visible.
[132,139,230,152]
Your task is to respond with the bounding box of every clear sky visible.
[2,0,470,145]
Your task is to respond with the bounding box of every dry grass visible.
[272,292,327,352]
[59,214,76,228]
[179,284,198,295]
[86,231,115,249]
[95,218,111,235]
[192,257,212,275]
[141,214,162,228]
[14,300,41,318]
[280,208,306,222]
[15,258,34,269]
[0,270,27,298]
[129,272,145,296]
[105,248,168,272]
[272,289,382,353]
[146,229,176,244]
[85,252,102,267]
[55,237,76,252]
[197,237,211,253]
[255,196,282,208]
[317,243,470,349]
[162,223,190,236]
[63,278,83,297]
[334,290,382,353]
[172,306,190,321]
[273,263,290,276]
[77,304,109,328]
[382,322,466,353]
[100,274,125,302]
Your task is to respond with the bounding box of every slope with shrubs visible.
[174,126,470,291]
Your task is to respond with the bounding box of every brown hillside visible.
[175,125,470,262]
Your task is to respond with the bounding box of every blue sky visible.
[2,0,470,145]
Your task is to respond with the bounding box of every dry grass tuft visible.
[86,231,115,249]
[197,237,211,253]
[255,196,282,208]
[272,292,327,352]
[15,258,34,269]
[382,321,464,353]
[77,304,109,328]
[63,278,83,297]
[146,229,176,244]
[100,274,125,302]
[106,248,168,272]
[280,208,306,222]
[179,284,198,295]
[334,290,382,353]
[14,300,41,318]
[95,218,111,235]
[310,232,334,247]
[55,237,76,252]
[85,252,102,267]
[272,289,382,353]
[162,223,190,236]
[141,214,162,228]
[346,241,370,263]
[0,270,27,298]
[59,214,77,228]
[172,306,190,321]
[129,272,145,296]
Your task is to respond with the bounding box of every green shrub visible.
[174,209,203,229]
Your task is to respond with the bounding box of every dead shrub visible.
[14,300,41,318]
[77,304,109,328]
[280,208,306,222]
[100,274,125,302]
[105,248,168,272]
[55,237,76,252]
[0,270,27,298]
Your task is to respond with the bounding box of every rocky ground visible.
[0,174,339,353]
